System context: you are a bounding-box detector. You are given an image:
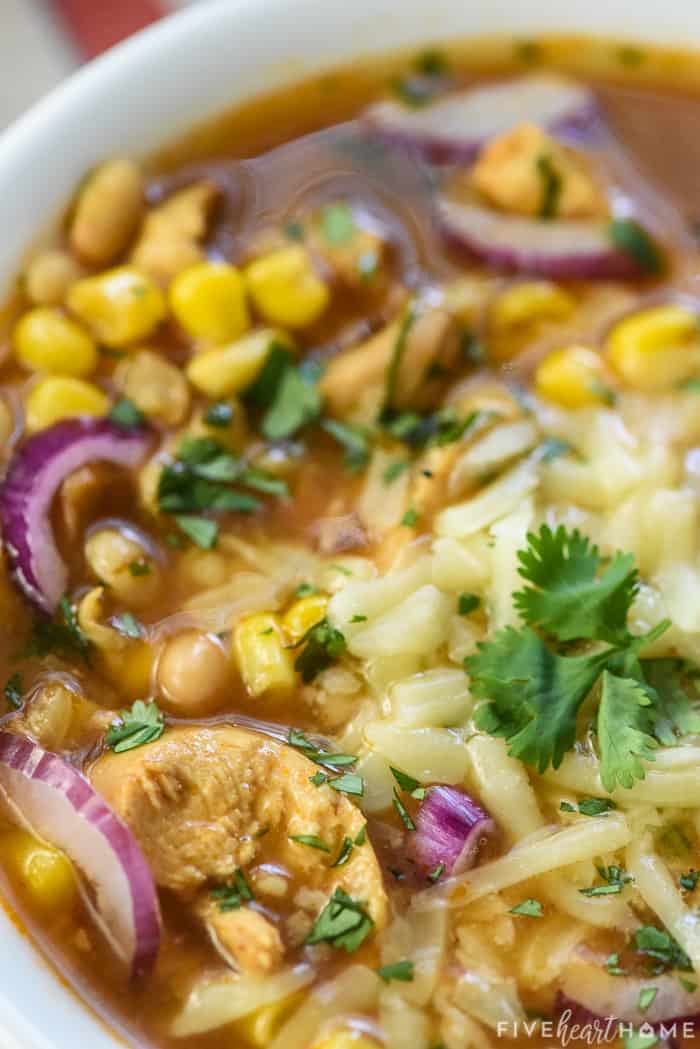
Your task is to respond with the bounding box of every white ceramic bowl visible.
[1,0,700,1044]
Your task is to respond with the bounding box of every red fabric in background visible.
[50,0,165,59]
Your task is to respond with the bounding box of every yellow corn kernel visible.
[245,246,329,329]
[313,1032,380,1049]
[25,376,109,432]
[605,304,700,392]
[67,266,166,348]
[0,827,77,913]
[187,328,292,398]
[170,261,250,344]
[535,346,611,409]
[232,992,305,1048]
[232,613,296,697]
[103,641,154,700]
[282,595,328,644]
[489,281,576,361]
[13,307,97,377]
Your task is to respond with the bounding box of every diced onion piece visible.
[0,732,161,979]
[0,418,151,613]
[413,785,496,876]
[365,75,597,163]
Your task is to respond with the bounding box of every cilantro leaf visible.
[108,397,145,429]
[509,899,543,918]
[598,671,657,791]
[260,361,322,441]
[305,889,374,952]
[175,514,219,550]
[513,525,638,644]
[105,699,165,753]
[294,618,346,683]
[204,401,234,427]
[469,627,609,772]
[321,418,370,473]
[641,659,700,746]
[289,834,330,853]
[579,864,633,896]
[376,960,414,983]
[24,595,92,664]
[609,218,663,275]
[111,611,145,639]
[211,869,254,912]
[3,673,23,710]
[634,925,692,974]
[322,202,355,244]
[330,836,355,867]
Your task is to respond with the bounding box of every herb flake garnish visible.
[289,834,330,852]
[560,797,617,817]
[331,836,355,867]
[321,418,370,473]
[638,987,658,1013]
[322,202,356,245]
[174,514,219,550]
[377,960,414,983]
[204,401,234,427]
[393,789,416,831]
[458,593,481,616]
[509,899,543,918]
[105,699,165,753]
[108,397,145,429]
[3,672,23,710]
[305,889,374,952]
[579,864,633,897]
[680,869,700,892]
[211,869,254,911]
[128,559,151,577]
[609,218,663,275]
[112,611,144,640]
[536,154,562,220]
[294,618,347,683]
[634,925,692,974]
[24,595,92,664]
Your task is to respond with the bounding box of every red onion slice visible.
[0,731,161,979]
[0,418,151,614]
[438,193,642,279]
[413,785,496,877]
[365,75,598,164]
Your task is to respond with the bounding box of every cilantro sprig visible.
[105,699,165,753]
[468,524,697,791]
[305,889,374,952]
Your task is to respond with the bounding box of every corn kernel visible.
[25,376,109,432]
[605,304,700,392]
[170,261,250,344]
[67,266,166,348]
[232,613,296,697]
[187,328,291,398]
[282,595,328,644]
[245,246,329,329]
[232,992,304,1048]
[13,307,97,377]
[0,827,77,913]
[313,1032,379,1049]
[535,346,611,409]
[489,281,576,361]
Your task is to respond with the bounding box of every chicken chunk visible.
[130,181,220,283]
[90,726,387,970]
[470,122,607,220]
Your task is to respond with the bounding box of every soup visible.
[2,34,700,1049]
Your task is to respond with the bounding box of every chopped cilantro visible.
[638,986,658,1013]
[322,202,355,244]
[204,401,234,427]
[321,418,370,472]
[680,869,700,892]
[643,659,700,746]
[513,525,638,645]
[618,45,645,67]
[350,614,367,623]
[539,436,574,463]
[310,770,328,787]
[128,559,151,577]
[680,977,697,993]
[383,460,410,485]
[329,773,364,796]
[24,595,92,664]
[392,77,439,108]
[295,582,317,598]
[331,836,355,867]
[401,507,418,527]
[536,154,562,220]
[105,699,165,753]
[3,672,23,710]
[384,408,480,450]
[357,250,379,282]
[415,49,448,76]
[377,960,414,982]
[428,862,445,883]
[175,514,219,550]
[294,618,347,683]
[389,767,426,799]
[598,671,657,791]
[606,952,626,976]
[111,611,145,640]
[289,834,330,852]
[108,397,145,429]
[561,797,617,817]
[286,728,356,769]
[509,899,543,918]
[609,218,663,275]
[515,39,543,63]
[262,361,321,441]
[211,869,254,912]
[284,219,305,242]
[157,437,266,518]
[579,864,633,896]
[458,593,481,616]
[634,925,692,974]
[382,304,420,415]
[305,888,374,952]
[392,790,416,831]
[355,825,367,846]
